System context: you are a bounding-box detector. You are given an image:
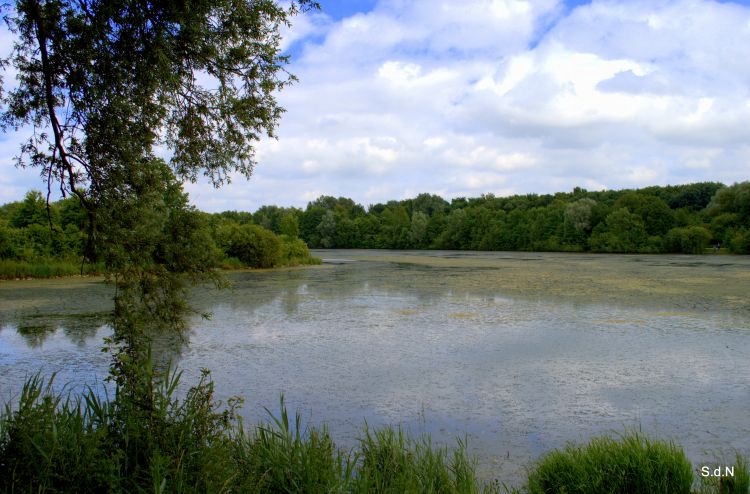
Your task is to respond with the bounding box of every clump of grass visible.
[353,426,498,494]
[525,430,693,494]
[234,396,353,492]
[0,374,119,492]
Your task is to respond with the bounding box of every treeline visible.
[0,190,318,278]
[246,181,749,254]
[2,181,748,276]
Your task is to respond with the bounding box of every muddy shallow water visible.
[1,250,749,484]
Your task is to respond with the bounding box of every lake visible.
[1,250,749,484]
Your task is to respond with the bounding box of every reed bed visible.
[1,371,747,493]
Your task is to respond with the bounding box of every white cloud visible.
[3,0,750,211]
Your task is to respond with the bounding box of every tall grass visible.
[3,368,748,493]
[1,369,494,493]
[526,430,694,494]
[233,397,353,493]
[0,259,103,279]
[0,366,240,493]
[354,426,498,493]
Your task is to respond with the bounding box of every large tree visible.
[2,0,315,257]
[1,0,316,386]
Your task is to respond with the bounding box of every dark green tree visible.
[10,191,55,228]
[279,211,301,238]
[614,192,674,236]
[3,0,316,261]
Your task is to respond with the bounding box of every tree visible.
[317,210,337,248]
[10,191,55,228]
[1,0,316,454]
[589,208,648,253]
[614,192,674,236]
[3,0,316,262]
[408,211,429,248]
[279,212,300,238]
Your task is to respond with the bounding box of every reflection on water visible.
[1,250,749,485]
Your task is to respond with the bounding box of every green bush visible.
[280,235,321,266]
[526,431,693,494]
[664,226,712,254]
[217,223,282,268]
[727,227,750,254]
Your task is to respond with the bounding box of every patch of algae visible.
[396,309,420,316]
[448,312,477,319]
[344,252,750,313]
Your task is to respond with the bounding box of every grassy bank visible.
[1,370,748,493]
[0,254,319,281]
[0,259,105,280]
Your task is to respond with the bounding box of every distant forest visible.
[1,182,749,275]
[241,181,749,254]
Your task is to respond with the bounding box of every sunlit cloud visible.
[3,0,750,211]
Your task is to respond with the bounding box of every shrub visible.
[217,223,282,268]
[664,226,712,254]
[280,235,321,266]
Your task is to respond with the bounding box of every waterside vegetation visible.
[2,180,748,279]
[0,190,318,280]
[2,370,748,494]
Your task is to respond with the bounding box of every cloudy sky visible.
[2,0,750,212]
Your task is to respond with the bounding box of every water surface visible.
[1,250,749,484]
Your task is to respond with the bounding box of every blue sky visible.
[3,0,750,211]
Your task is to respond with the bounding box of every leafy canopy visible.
[2,0,317,207]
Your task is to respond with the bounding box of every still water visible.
[1,250,749,483]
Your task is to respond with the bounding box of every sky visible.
[2,0,750,212]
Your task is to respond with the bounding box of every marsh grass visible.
[354,426,499,493]
[526,430,694,494]
[234,397,353,493]
[0,367,240,493]
[0,259,103,279]
[0,370,495,494]
[3,369,746,493]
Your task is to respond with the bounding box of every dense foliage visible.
[1,181,747,279]
[0,188,318,279]
[1,0,746,491]
[241,181,748,254]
